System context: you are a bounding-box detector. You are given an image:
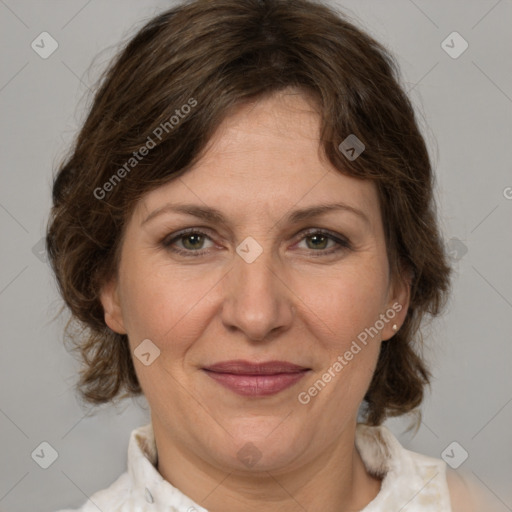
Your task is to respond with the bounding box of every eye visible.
[161,229,215,256]
[295,229,351,256]
[161,228,351,257]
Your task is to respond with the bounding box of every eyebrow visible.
[141,201,370,227]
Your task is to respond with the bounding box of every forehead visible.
[135,91,380,227]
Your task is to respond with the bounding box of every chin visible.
[211,418,309,473]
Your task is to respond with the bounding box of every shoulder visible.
[446,468,477,512]
[445,468,501,512]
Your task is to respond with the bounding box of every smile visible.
[202,360,311,397]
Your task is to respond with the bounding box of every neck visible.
[154,422,382,512]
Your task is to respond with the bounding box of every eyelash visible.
[161,228,351,258]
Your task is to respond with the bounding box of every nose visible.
[220,243,294,342]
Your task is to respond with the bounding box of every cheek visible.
[118,257,219,351]
[295,259,388,407]
[298,275,384,423]
[300,260,389,347]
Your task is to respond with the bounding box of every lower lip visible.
[203,370,309,397]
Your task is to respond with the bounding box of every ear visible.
[381,267,412,341]
[99,277,127,335]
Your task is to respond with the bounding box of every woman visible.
[47,0,486,510]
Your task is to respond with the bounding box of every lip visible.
[202,360,310,397]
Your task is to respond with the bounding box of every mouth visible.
[202,360,311,397]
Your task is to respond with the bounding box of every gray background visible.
[1,1,511,511]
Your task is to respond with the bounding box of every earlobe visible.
[382,270,411,341]
[99,278,127,335]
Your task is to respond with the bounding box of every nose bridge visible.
[235,237,277,294]
[221,235,292,340]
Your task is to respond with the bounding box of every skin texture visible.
[100,89,411,512]
[447,468,500,512]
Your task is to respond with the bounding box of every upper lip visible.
[203,360,309,375]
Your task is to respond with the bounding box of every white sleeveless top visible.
[56,422,452,511]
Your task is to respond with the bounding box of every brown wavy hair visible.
[46,0,451,425]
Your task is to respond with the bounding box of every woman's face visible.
[101,89,409,473]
